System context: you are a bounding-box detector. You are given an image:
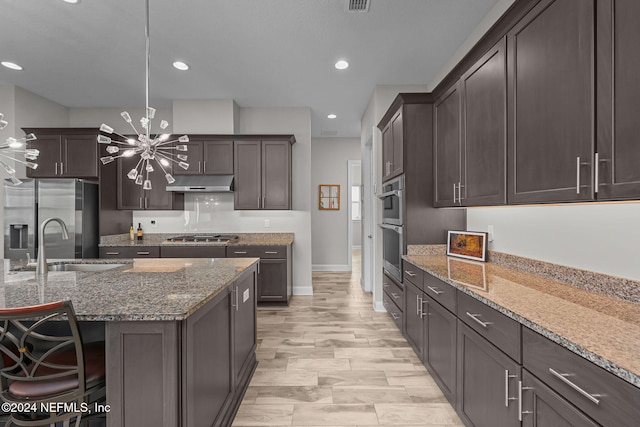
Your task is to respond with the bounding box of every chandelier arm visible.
[154,151,179,164]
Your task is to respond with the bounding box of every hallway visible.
[232,252,463,426]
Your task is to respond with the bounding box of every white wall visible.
[70,107,173,134]
[468,203,640,281]
[311,137,361,270]
[172,99,235,134]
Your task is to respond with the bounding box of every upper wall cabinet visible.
[24,128,99,179]
[507,0,595,204]
[117,153,182,210]
[434,39,507,207]
[596,0,640,200]
[381,109,404,182]
[234,137,295,210]
[175,139,233,175]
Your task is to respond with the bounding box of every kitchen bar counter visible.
[99,232,294,247]
[1,257,259,321]
[403,253,640,388]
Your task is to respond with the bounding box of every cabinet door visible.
[433,84,461,207]
[176,141,203,175]
[257,259,287,302]
[117,156,143,210]
[234,141,261,210]
[262,141,291,210]
[144,162,174,210]
[596,0,640,199]
[507,0,594,203]
[203,140,233,175]
[232,270,257,386]
[457,321,520,427]
[403,281,424,360]
[26,136,61,178]
[425,297,457,404]
[160,245,226,258]
[61,133,98,178]
[390,110,403,179]
[522,370,599,427]
[461,39,507,206]
[381,121,394,181]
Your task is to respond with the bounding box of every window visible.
[351,185,361,220]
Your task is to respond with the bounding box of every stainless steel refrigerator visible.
[3,179,99,261]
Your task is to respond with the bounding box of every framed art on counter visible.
[447,230,488,262]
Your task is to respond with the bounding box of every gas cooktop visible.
[165,234,239,243]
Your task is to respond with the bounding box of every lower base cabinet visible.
[456,321,521,427]
[424,296,456,404]
[404,281,424,359]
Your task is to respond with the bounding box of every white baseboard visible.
[293,285,313,295]
[312,264,351,272]
[373,300,386,312]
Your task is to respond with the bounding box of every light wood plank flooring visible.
[232,251,463,426]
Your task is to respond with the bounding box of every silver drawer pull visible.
[427,286,444,295]
[234,251,248,254]
[264,251,278,254]
[391,313,400,320]
[383,283,390,289]
[391,292,400,299]
[465,312,493,328]
[548,368,601,405]
[105,252,120,255]
[137,251,150,255]
[404,270,416,277]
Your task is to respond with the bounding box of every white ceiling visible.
[0,0,500,137]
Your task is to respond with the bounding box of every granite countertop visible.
[403,253,640,388]
[0,257,258,321]
[99,232,295,247]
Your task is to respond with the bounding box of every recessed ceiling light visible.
[63,0,80,4]
[173,61,189,71]
[327,114,337,119]
[334,60,349,70]
[1,61,23,71]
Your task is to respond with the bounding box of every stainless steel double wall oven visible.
[379,175,404,282]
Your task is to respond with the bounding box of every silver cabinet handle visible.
[576,157,581,194]
[264,251,278,254]
[453,183,457,203]
[145,197,149,209]
[404,270,416,277]
[105,251,120,255]
[231,288,237,310]
[60,162,63,175]
[465,312,493,328]
[390,312,400,320]
[427,286,443,295]
[136,251,150,255]
[262,197,266,209]
[505,370,518,407]
[55,162,58,176]
[548,368,601,405]
[235,286,239,311]
[234,251,248,254]
[139,197,143,209]
[519,380,533,420]
[391,292,400,300]
[420,298,428,318]
[203,160,207,173]
[198,161,202,173]
[416,295,422,316]
[458,181,462,202]
[594,152,599,194]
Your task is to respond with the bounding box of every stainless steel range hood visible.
[165,175,234,192]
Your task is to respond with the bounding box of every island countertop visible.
[403,253,640,388]
[99,232,295,247]
[0,257,259,322]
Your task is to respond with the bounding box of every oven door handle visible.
[377,189,403,199]
[379,223,403,234]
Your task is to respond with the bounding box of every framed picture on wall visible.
[319,184,340,210]
[447,230,488,262]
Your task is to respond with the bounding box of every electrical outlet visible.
[264,219,270,228]
[487,225,494,242]
[151,220,157,228]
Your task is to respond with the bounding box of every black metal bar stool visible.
[0,301,106,427]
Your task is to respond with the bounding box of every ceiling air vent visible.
[348,0,370,13]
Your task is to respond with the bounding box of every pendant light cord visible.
[145,0,150,141]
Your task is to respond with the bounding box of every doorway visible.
[347,160,362,272]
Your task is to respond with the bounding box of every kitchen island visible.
[1,257,259,427]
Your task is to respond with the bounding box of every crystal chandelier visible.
[97,0,188,189]
[0,113,39,185]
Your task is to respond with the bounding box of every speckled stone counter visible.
[403,252,640,388]
[0,257,258,321]
[99,232,294,247]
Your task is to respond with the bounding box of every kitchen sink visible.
[48,263,125,272]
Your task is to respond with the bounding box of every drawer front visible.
[382,291,403,331]
[99,246,160,258]
[403,261,424,290]
[160,245,226,258]
[227,246,285,259]
[457,291,521,362]
[423,272,456,314]
[523,328,640,427]
[383,272,404,312]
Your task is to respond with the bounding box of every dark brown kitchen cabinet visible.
[596,0,640,199]
[176,139,233,175]
[160,245,226,258]
[457,321,520,427]
[117,154,182,210]
[507,0,595,204]
[381,108,403,182]
[521,370,599,427]
[231,269,257,387]
[383,272,403,331]
[424,295,457,404]
[433,84,462,207]
[24,128,98,179]
[99,246,160,258]
[234,137,294,210]
[404,281,425,360]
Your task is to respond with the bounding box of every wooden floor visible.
[232,251,463,426]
